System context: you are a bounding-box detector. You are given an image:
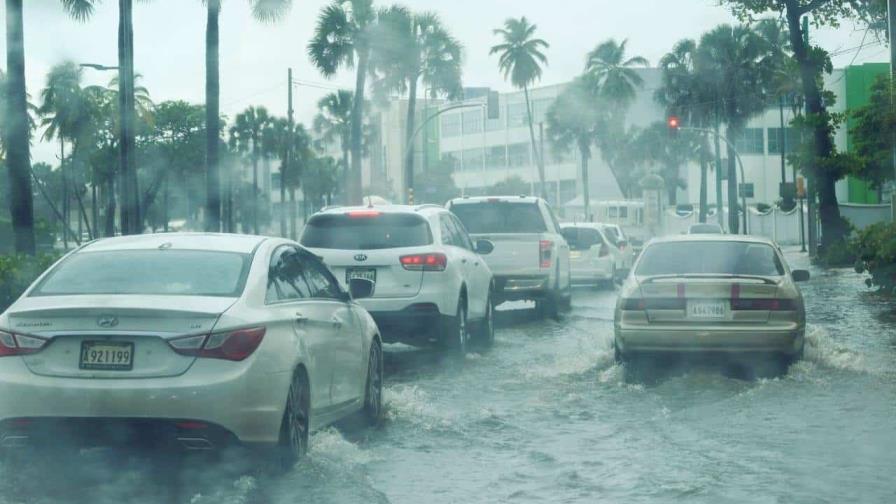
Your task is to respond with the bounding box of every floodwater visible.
[3,249,895,503]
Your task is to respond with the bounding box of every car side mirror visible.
[348,278,375,300]
[475,239,495,255]
[792,269,810,282]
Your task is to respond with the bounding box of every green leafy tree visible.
[583,39,648,115]
[546,79,601,220]
[487,175,530,197]
[203,0,293,233]
[490,16,550,200]
[229,106,272,234]
[632,122,699,204]
[303,155,339,214]
[723,0,887,247]
[696,24,770,233]
[308,0,377,205]
[313,90,353,200]
[850,75,895,194]
[373,6,463,201]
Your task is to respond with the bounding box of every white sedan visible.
[0,233,383,468]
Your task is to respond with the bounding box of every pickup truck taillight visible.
[539,240,553,268]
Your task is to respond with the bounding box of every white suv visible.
[300,205,495,354]
[446,196,571,318]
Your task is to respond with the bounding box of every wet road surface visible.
[3,249,895,503]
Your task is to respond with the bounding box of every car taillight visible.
[0,330,47,357]
[346,210,381,218]
[730,299,796,311]
[169,327,266,362]
[400,253,447,271]
[540,240,553,268]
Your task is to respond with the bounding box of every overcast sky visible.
[4,0,889,164]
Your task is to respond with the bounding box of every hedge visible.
[852,222,896,295]
[0,254,61,313]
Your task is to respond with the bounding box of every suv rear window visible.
[450,202,547,234]
[301,213,433,250]
[635,241,785,277]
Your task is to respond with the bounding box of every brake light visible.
[730,299,796,311]
[347,210,381,218]
[540,240,553,268]
[400,253,447,271]
[169,327,266,361]
[0,330,47,357]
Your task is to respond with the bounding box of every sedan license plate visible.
[346,268,376,284]
[687,300,727,319]
[79,341,134,371]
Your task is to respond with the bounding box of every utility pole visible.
[714,121,724,229]
[539,122,546,203]
[286,68,294,239]
[803,15,818,255]
[779,95,788,197]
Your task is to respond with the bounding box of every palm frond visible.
[60,0,98,22]
[249,0,293,23]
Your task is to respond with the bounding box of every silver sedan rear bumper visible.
[615,327,804,355]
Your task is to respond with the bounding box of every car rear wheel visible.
[442,299,468,356]
[362,340,384,426]
[277,370,310,470]
[471,294,495,349]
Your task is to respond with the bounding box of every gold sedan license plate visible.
[79,341,134,371]
[687,300,727,319]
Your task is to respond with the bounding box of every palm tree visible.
[203,0,293,233]
[490,17,549,200]
[308,0,377,205]
[229,106,271,235]
[696,24,769,234]
[545,78,600,221]
[656,38,714,221]
[313,90,353,201]
[4,0,35,253]
[374,7,463,201]
[584,39,648,115]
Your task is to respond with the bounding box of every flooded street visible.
[4,248,896,504]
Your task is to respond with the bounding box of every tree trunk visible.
[783,1,844,247]
[579,139,591,222]
[667,171,678,206]
[714,120,724,228]
[349,48,370,205]
[523,85,546,200]
[289,188,297,241]
[91,183,98,238]
[342,143,350,203]
[163,170,169,232]
[4,0,35,254]
[205,1,221,232]
[105,177,116,237]
[699,152,708,223]
[61,139,69,249]
[118,0,139,235]
[404,76,418,204]
[726,125,739,234]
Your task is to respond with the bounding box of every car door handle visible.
[295,312,307,323]
[331,317,343,329]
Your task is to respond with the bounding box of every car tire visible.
[471,294,495,349]
[361,340,384,426]
[442,297,468,356]
[276,369,310,470]
[614,340,624,364]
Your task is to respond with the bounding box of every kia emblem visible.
[354,254,368,262]
[97,315,119,328]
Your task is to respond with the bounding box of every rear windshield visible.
[301,213,433,250]
[635,241,785,277]
[450,202,547,234]
[602,226,620,245]
[33,250,250,297]
[561,227,604,251]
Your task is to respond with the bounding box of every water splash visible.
[803,325,870,373]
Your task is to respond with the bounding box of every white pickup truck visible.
[447,196,571,318]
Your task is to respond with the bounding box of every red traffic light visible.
[667,116,680,129]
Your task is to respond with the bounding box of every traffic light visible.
[667,115,680,138]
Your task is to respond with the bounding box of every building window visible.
[507,102,528,128]
[461,148,483,172]
[486,145,507,169]
[735,127,764,155]
[767,127,797,154]
[462,110,482,134]
[485,114,504,132]
[507,143,530,167]
[442,151,460,171]
[441,113,461,138]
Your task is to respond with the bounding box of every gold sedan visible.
[614,235,809,365]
